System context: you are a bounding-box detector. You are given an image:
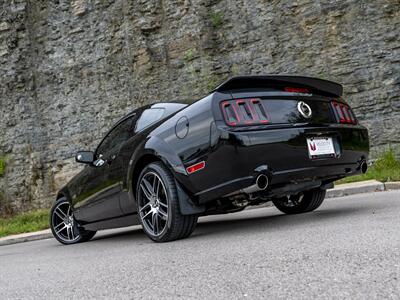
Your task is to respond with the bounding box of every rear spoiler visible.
[213,75,343,97]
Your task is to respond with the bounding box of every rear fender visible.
[126,137,186,185]
[126,137,205,215]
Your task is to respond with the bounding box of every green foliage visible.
[0,209,49,238]
[231,64,240,76]
[204,74,220,91]
[317,71,329,81]
[184,49,195,62]
[373,149,400,171]
[337,149,400,184]
[0,157,5,177]
[210,11,224,28]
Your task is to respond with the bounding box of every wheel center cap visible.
[150,195,159,207]
[64,217,74,226]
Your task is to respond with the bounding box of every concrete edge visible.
[1,180,400,246]
[0,229,52,247]
[326,180,385,198]
[326,180,400,199]
[383,182,400,191]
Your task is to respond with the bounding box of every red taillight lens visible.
[331,101,357,124]
[221,101,240,126]
[251,99,269,123]
[221,98,269,126]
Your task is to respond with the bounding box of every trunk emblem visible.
[297,101,312,118]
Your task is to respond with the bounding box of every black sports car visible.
[50,75,369,244]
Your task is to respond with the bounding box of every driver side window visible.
[96,115,136,159]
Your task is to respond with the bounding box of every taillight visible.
[331,101,357,124]
[221,99,269,126]
[221,101,240,126]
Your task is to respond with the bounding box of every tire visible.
[50,197,96,245]
[136,162,198,242]
[272,188,326,215]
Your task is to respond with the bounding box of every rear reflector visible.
[221,98,269,126]
[331,101,357,124]
[186,161,205,174]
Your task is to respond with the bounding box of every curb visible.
[0,229,52,247]
[326,180,385,198]
[383,182,400,191]
[1,181,399,246]
[326,180,400,198]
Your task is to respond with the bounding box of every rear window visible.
[135,108,165,132]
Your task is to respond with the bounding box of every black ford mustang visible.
[50,75,369,244]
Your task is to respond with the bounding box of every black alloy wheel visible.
[137,162,198,242]
[50,197,96,245]
[272,188,326,214]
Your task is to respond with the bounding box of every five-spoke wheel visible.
[50,197,96,245]
[137,162,198,242]
[138,171,169,237]
[51,201,79,242]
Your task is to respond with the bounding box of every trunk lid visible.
[214,75,357,128]
[220,96,338,126]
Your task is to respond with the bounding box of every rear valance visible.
[213,75,343,97]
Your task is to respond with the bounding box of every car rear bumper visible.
[180,124,369,204]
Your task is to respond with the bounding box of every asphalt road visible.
[1,191,399,299]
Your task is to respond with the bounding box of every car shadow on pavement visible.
[87,203,373,244]
[90,226,146,243]
[190,204,373,240]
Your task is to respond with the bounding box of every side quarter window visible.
[96,115,136,158]
[135,108,165,133]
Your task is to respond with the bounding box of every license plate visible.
[307,137,335,158]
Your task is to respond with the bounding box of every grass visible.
[0,209,49,238]
[337,149,400,184]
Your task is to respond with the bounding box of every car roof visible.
[150,102,188,110]
[116,102,188,125]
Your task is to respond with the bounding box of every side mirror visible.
[75,151,94,164]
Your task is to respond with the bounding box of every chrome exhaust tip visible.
[241,174,269,194]
[256,174,269,190]
[361,161,368,174]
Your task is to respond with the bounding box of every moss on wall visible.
[0,157,5,177]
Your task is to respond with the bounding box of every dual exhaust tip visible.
[242,174,269,194]
[240,161,367,195]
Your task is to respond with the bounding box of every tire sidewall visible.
[273,189,325,214]
[50,197,83,245]
[136,162,177,242]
